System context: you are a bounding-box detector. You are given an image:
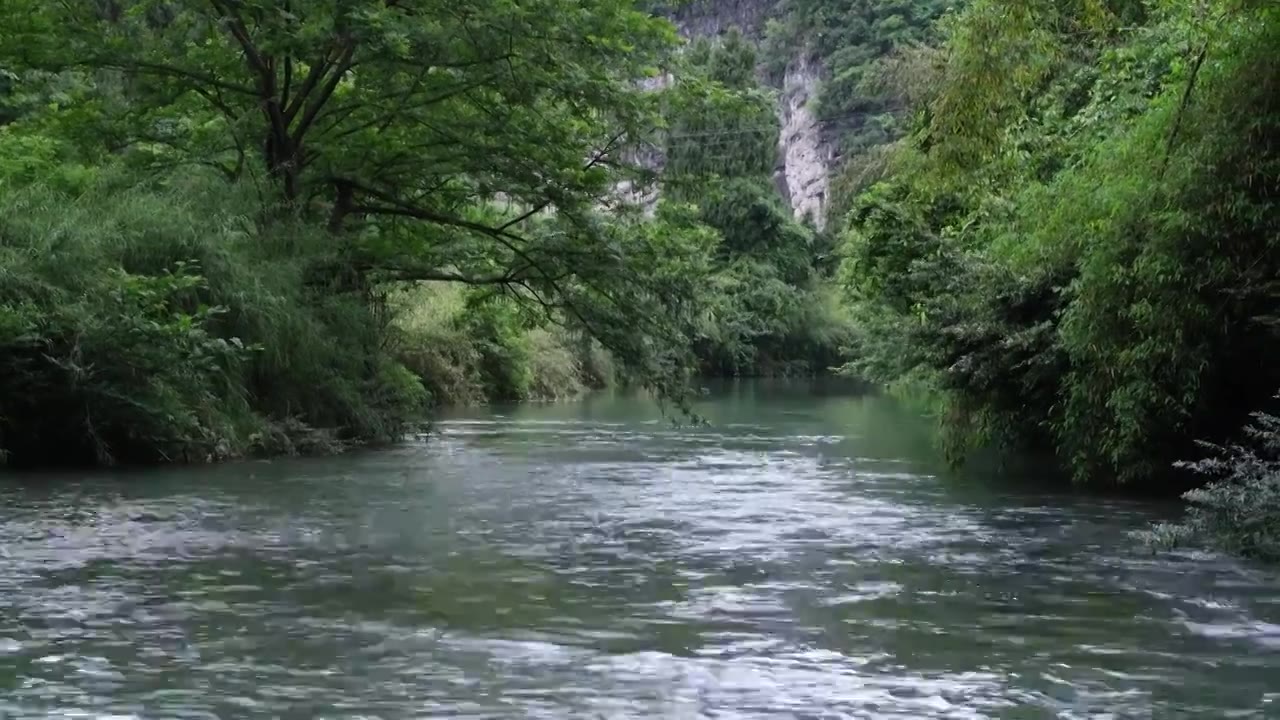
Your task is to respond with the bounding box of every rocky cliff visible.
[668,0,773,38]
[775,56,830,228]
[667,0,833,229]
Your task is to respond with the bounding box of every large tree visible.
[4,0,715,397]
[11,0,670,211]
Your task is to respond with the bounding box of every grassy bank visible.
[0,177,639,467]
[0,177,428,466]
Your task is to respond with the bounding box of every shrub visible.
[0,263,252,464]
[0,177,427,466]
[523,328,588,402]
[390,283,487,407]
[1137,400,1280,561]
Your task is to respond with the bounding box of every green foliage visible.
[1137,400,1280,562]
[0,126,98,193]
[666,29,779,183]
[690,178,851,376]
[455,293,534,402]
[392,283,620,407]
[0,176,427,466]
[837,0,1280,489]
[0,258,249,465]
[4,0,676,207]
[392,284,487,406]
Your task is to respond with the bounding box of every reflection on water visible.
[2,380,1279,718]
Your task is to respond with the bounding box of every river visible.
[1,380,1278,718]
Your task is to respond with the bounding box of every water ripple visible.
[2,390,1279,718]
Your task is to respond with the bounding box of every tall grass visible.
[0,175,426,466]
[0,171,624,466]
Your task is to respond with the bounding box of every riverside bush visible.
[1138,401,1280,562]
[0,177,427,466]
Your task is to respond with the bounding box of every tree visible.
[11,0,669,214]
[2,0,717,400]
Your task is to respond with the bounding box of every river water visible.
[1,380,1279,718]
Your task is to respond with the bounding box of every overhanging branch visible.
[380,268,523,284]
[81,59,256,96]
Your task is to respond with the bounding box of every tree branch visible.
[1163,42,1209,173]
[281,56,293,109]
[189,84,239,122]
[209,0,270,77]
[282,51,335,124]
[347,186,617,352]
[381,267,527,285]
[292,42,357,144]
[320,76,500,142]
[82,59,256,96]
[280,0,294,107]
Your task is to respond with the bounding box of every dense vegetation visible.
[0,0,678,465]
[824,0,1278,552]
[0,1,846,466]
[0,177,428,464]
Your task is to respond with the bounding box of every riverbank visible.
[0,181,425,468]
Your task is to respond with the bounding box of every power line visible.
[656,109,911,141]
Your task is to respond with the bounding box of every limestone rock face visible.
[668,0,775,38]
[667,0,833,228]
[775,56,830,229]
